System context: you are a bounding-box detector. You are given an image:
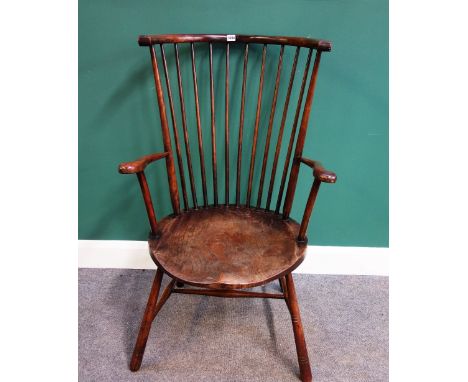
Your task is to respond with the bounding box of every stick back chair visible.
[119,34,336,382]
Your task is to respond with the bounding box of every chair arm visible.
[299,157,337,183]
[118,151,170,235]
[296,157,336,242]
[118,152,169,174]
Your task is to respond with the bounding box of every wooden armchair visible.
[119,34,336,382]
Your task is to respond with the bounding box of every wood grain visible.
[149,46,180,214]
[275,49,313,213]
[283,50,323,218]
[149,207,307,289]
[285,273,312,381]
[246,44,267,206]
[236,44,249,206]
[138,34,331,51]
[256,45,284,208]
[118,152,169,174]
[130,268,164,371]
[160,45,189,210]
[266,47,300,210]
[174,43,198,208]
[299,157,337,183]
[190,43,208,206]
[122,34,335,381]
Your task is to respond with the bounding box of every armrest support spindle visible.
[297,157,336,242]
[137,172,159,234]
[298,179,321,242]
[119,152,169,235]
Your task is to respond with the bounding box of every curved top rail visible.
[138,34,332,51]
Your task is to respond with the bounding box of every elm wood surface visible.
[136,172,159,234]
[283,50,323,219]
[285,273,312,382]
[275,48,313,214]
[129,268,163,371]
[118,151,169,174]
[299,157,337,183]
[149,207,307,290]
[172,287,285,299]
[174,43,198,208]
[150,278,176,321]
[236,43,249,207]
[138,34,332,51]
[160,45,189,210]
[209,43,218,206]
[190,43,208,207]
[149,46,180,215]
[225,43,230,206]
[121,34,335,216]
[256,45,284,209]
[119,34,336,382]
[266,46,300,211]
[246,44,267,206]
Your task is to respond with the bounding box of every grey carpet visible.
[79,269,388,382]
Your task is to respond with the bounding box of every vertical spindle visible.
[225,43,230,206]
[266,47,300,211]
[283,50,322,218]
[174,43,198,208]
[246,44,267,206]
[256,45,284,209]
[149,46,180,214]
[236,44,249,207]
[209,43,218,206]
[190,43,208,207]
[160,44,189,210]
[276,49,313,214]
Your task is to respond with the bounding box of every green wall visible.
[79,0,388,247]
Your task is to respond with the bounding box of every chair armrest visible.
[118,151,170,235]
[296,157,336,242]
[299,157,337,183]
[118,152,169,174]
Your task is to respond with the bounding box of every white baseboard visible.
[78,240,388,276]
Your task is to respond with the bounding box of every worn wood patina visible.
[119,33,336,382]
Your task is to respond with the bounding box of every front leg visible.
[130,268,164,371]
[285,273,312,382]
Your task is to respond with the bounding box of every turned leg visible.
[285,273,312,382]
[130,268,164,371]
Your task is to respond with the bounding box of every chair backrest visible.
[139,34,331,217]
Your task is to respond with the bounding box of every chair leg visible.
[279,276,292,310]
[130,268,164,372]
[285,273,312,382]
[151,279,176,321]
[279,276,288,296]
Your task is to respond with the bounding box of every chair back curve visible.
[140,33,331,216]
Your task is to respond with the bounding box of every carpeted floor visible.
[79,269,388,382]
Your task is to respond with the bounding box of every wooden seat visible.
[149,207,307,289]
[118,34,337,381]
